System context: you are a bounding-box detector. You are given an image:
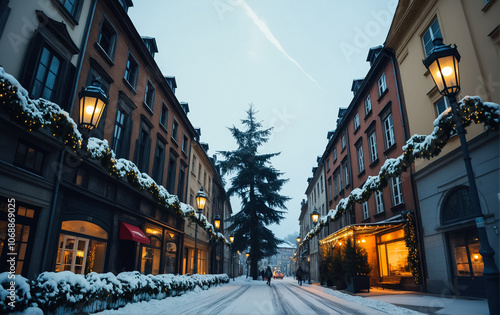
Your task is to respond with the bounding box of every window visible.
[449,228,483,278]
[378,73,387,96]
[354,113,360,130]
[57,0,82,20]
[368,131,378,163]
[166,154,177,194]
[144,80,155,111]
[171,119,179,143]
[378,238,411,277]
[362,201,369,220]
[333,174,338,196]
[422,19,442,57]
[177,164,186,202]
[357,144,365,173]
[152,140,166,185]
[14,141,44,175]
[333,148,337,162]
[31,46,61,101]
[191,156,197,176]
[383,113,395,149]
[341,135,346,150]
[441,186,475,225]
[124,53,139,88]
[160,102,169,128]
[375,190,384,213]
[56,220,107,275]
[435,97,450,116]
[112,107,131,159]
[182,134,189,154]
[134,126,151,173]
[327,159,330,172]
[97,18,117,60]
[0,0,11,40]
[0,201,37,276]
[343,161,349,187]
[365,94,372,115]
[338,168,343,191]
[391,176,403,206]
[328,177,333,201]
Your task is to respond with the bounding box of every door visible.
[56,235,89,274]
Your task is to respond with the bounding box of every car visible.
[273,270,284,279]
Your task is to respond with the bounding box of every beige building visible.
[182,137,214,275]
[385,0,499,298]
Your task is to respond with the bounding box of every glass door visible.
[56,235,89,274]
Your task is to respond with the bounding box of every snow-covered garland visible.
[301,96,500,245]
[0,271,230,313]
[0,67,230,245]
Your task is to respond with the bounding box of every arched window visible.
[441,186,475,225]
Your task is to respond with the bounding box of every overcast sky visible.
[129,0,397,240]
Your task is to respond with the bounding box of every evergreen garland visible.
[0,73,230,245]
[403,211,421,284]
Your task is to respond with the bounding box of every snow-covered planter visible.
[0,271,229,314]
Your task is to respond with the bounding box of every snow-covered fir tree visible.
[219,105,289,280]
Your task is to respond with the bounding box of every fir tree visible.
[218,105,289,280]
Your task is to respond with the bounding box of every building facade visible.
[385,0,500,298]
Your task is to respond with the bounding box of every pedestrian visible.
[261,269,265,281]
[265,266,272,286]
[296,266,304,286]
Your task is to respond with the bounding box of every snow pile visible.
[0,271,229,314]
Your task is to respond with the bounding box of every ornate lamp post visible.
[78,80,109,149]
[310,208,319,284]
[229,234,235,281]
[193,187,207,274]
[423,38,499,314]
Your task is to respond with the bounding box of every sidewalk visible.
[344,287,489,315]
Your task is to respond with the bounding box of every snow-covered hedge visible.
[0,271,229,314]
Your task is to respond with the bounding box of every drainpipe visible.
[40,0,97,272]
[390,51,427,292]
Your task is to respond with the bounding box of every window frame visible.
[382,112,395,150]
[364,94,372,116]
[144,79,155,112]
[422,18,442,57]
[362,201,369,220]
[354,112,360,130]
[356,142,365,174]
[368,131,378,164]
[97,17,118,62]
[391,176,404,206]
[124,52,139,90]
[378,73,387,97]
[375,190,385,214]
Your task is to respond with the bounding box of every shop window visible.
[56,221,108,275]
[449,228,483,277]
[141,226,162,275]
[164,232,178,274]
[0,202,37,276]
[378,239,411,277]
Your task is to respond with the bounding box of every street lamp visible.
[78,80,109,149]
[423,38,499,314]
[214,214,221,230]
[193,186,207,274]
[230,234,235,281]
[311,208,319,225]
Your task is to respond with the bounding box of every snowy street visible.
[94,277,421,315]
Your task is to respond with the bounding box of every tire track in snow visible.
[271,283,296,315]
[276,281,332,315]
[179,284,250,314]
[281,282,365,315]
[207,284,251,315]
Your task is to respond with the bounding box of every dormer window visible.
[141,37,158,58]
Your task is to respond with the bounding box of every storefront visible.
[319,219,416,289]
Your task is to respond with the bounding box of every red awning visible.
[119,222,150,245]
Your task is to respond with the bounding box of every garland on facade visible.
[302,95,499,246]
[402,211,421,285]
[0,68,231,245]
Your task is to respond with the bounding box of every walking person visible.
[265,266,272,286]
[296,266,304,286]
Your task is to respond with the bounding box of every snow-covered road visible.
[94,276,422,315]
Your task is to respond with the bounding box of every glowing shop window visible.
[378,240,411,276]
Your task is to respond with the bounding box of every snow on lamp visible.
[422,38,460,97]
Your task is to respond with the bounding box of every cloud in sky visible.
[240,1,319,87]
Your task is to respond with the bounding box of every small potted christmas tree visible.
[342,238,372,292]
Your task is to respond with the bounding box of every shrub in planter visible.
[331,246,346,290]
[320,247,334,286]
[342,238,372,292]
